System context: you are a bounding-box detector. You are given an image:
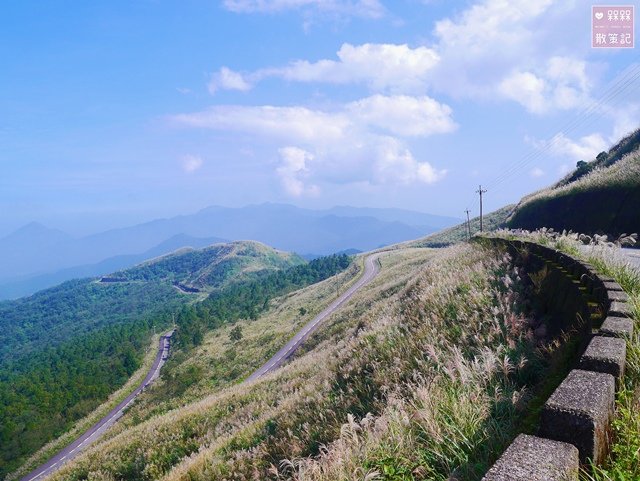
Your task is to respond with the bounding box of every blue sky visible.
[1,0,638,236]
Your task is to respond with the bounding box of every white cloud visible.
[209,67,253,94]
[499,72,548,114]
[424,0,600,115]
[172,94,456,143]
[173,105,349,143]
[222,0,385,19]
[347,94,456,136]
[529,167,545,178]
[209,43,439,94]
[534,133,608,161]
[171,94,453,194]
[498,57,590,114]
[277,146,320,196]
[373,137,446,185]
[180,155,204,173]
[210,1,594,115]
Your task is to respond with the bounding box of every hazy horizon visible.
[2,1,638,240]
[0,201,465,238]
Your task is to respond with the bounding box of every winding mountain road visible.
[19,331,174,481]
[18,252,383,480]
[247,252,382,381]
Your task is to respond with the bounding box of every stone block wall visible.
[481,238,634,481]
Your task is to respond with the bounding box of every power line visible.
[463,58,640,212]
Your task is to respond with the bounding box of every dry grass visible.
[407,206,514,248]
[487,229,640,481]
[514,149,640,209]
[46,244,546,481]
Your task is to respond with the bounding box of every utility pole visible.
[476,185,487,232]
[464,209,471,240]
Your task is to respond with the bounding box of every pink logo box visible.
[592,5,634,48]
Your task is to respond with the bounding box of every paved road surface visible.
[578,246,640,272]
[19,330,175,481]
[247,252,382,382]
[622,247,640,271]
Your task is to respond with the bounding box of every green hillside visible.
[507,128,640,235]
[107,240,304,290]
[0,241,307,478]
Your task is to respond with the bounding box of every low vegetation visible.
[0,242,338,479]
[110,241,304,291]
[45,243,574,481]
[507,129,640,235]
[489,229,640,481]
[409,205,514,248]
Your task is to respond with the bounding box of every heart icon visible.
[595,12,604,20]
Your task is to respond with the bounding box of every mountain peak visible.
[2,222,70,242]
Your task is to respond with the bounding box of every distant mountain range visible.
[0,203,459,299]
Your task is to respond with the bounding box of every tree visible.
[229,325,243,342]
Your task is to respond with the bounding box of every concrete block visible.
[606,289,629,303]
[578,336,626,385]
[482,434,579,481]
[607,289,629,302]
[598,276,617,284]
[609,301,633,318]
[539,370,615,464]
[599,316,634,338]
[603,281,623,291]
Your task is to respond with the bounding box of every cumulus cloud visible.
[180,155,204,173]
[429,0,595,112]
[172,95,456,142]
[347,94,455,136]
[222,0,385,19]
[277,147,320,196]
[372,137,446,184]
[532,133,608,161]
[171,94,453,194]
[210,1,594,115]
[209,43,439,94]
[498,57,590,114]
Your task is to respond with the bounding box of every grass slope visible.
[47,244,564,481]
[109,240,304,291]
[0,241,303,479]
[409,205,514,247]
[507,128,640,236]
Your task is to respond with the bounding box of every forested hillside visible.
[0,242,340,479]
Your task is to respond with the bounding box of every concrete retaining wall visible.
[481,238,634,481]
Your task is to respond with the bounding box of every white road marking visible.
[21,332,174,481]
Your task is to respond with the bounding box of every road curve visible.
[247,252,382,382]
[19,330,175,481]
